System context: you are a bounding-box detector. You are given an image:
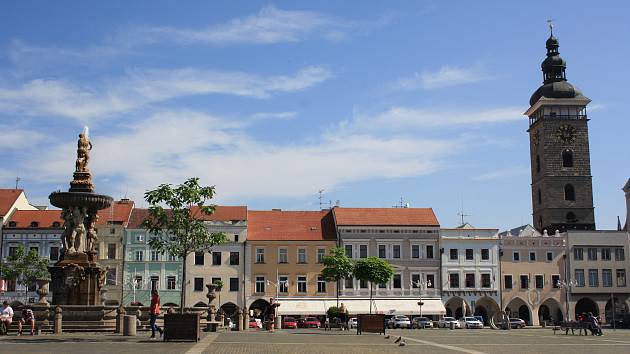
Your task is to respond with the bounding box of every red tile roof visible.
[96,199,135,226]
[6,209,63,228]
[128,206,247,229]
[0,189,23,217]
[248,210,337,241]
[333,207,439,226]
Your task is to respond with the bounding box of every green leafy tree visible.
[142,177,228,313]
[353,257,394,314]
[0,245,50,302]
[321,247,354,309]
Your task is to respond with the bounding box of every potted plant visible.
[143,178,227,341]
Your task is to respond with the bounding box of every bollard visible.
[123,315,137,336]
[115,306,126,333]
[450,321,455,330]
[53,305,63,334]
[243,308,249,332]
[237,308,243,331]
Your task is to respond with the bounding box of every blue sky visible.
[0,1,628,230]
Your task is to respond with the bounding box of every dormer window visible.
[8,221,16,227]
[30,221,39,227]
[52,221,61,227]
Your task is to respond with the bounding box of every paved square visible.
[2,328,630,354]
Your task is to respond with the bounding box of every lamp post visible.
[412,279,432,318]
[556,279,578,321]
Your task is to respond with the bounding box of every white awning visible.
[275,298,445,316]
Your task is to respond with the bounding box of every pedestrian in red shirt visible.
[150,289,163,338]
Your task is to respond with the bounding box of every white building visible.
[440,223,500,324]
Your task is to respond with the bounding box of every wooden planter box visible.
[163,313,201,342]
[357,314,385,335]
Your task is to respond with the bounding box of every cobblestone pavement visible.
[2,328,630,353]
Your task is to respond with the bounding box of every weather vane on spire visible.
[547,19,554,36]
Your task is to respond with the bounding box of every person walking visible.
[149,289,163,338]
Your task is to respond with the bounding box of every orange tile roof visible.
[333,207,439,226]
[128,208,151,229]
[6,209,63,228]
[96,199,135,226]
[128,206,247,229]
[0,189,23,217]
[248,210,337,241]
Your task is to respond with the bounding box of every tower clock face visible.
[555,124,576,144]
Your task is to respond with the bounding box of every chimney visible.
[623,178,630,231]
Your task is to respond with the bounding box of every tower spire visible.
[547,19,554,37]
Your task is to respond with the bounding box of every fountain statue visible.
[48,127,113,305]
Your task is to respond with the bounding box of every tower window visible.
[536,155,541,173]
[562,150,573,168]
[538,189,542,205]
[566,212,577,222]
[564,184,576,201]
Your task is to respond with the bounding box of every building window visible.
[575,269,585,287]
[107,243,116,259]
[411,245,420,259]
[317,276,326,293]
[344,277,353,289]
[601,248,611,261]
[529,252,536,261]
[6,280,16,291]
[520,275,529,289]
[317,248,326,263]
[465,273,475,288]
[212,252,221,265]
[379,245,387,258]
[426,274,435,288]
[465,249,474,261]
[602,269,613,287]
[229,252,239,265]
[255,276,265,293]
[481,249,489,261]
[229,277,239,291]
[168,254,177,262]
[256,248,265,263]
[30,221,38,227]
[297,276,307,293]
[150,276,159,291]
[30,246,38,255]
[167,276,176,290]
[574,247,583,260]
[449,273,460,288]
[616,269,626,287]
[134,250,144,261]
[393,274,402,289]
[513,251,520,262]
[359,245,368,258]
[552,275,560,288]
[564,184,576,201]
[547,252,553,261]
[426,245,434,259]
[278,248,288,264]
[378,281,386,289]
[134,276,143,289]
[536,155,541,172]
[194,278,204,291]
[297,248,307,263]
[194,251,204,265]
[481,274,491,288]
[450,249,458,260]
[49,246,59,261]
[359,279,368,289]
[535,275,544,289]
[135,234,144,242]
[392,245,400,259]
[279,276,289,293]
[538,189,542,205]
[615,248,625,261]
[411,273,420,288]
[588,269,599,287]
[504,275,513,289]
[587,248,597,261]
[151,250,159,261]
[106,268,117,285]
[562,149,573,167]
[8,246,18,258]
[344,245,353,258]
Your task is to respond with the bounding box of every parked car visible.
[509,318,526,329]
[412,317,433,329]
[249,318,263,329]
[303,317,321,328]
[473,315,484,324]
[459,317,483,329]
[388,315,412,329]
[437,317,461,328]
[348,317,358,329]
[283,317,298,329]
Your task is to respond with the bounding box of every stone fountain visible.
[48,128,113,306]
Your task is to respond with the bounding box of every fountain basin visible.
[49,191,112,211]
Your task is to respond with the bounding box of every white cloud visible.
[133,5,351,45]
[249,111,298,121]
[472,166,530,181]
[0,66,332,122]
[0,125,47,149]
[396,65,492,90]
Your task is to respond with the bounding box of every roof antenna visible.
[457,194,471,226]
[318,189,325,210]
[15,176,21,190]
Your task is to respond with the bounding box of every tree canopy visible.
[353,256,394,313]
[0,245,50,302]
[321,247,354,309]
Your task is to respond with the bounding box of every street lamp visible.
[556,279,578,321]
[411,279,432,318]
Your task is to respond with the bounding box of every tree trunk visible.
[369,283,373,314]
[180,253,187,314]
[336,279,340,310]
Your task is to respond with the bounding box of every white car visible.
[348,317,358,329]
[459,317,483,329]
[437,317,461,328]
[388,315,412,329]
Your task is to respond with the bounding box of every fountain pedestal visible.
[49,260,106,306]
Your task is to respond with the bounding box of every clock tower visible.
[525,29,595,232]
